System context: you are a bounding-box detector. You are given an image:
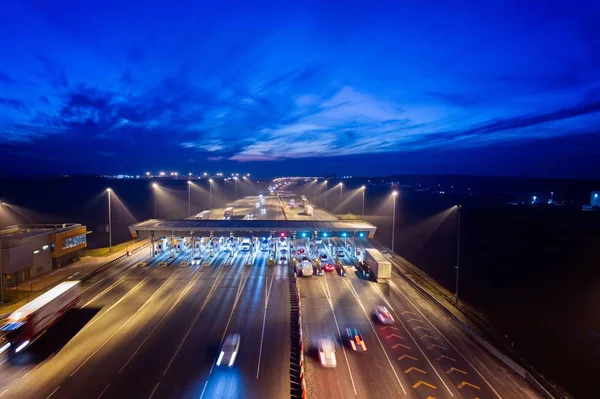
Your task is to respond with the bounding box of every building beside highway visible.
[0,223,88,287]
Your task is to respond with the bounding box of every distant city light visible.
[203,172,208,176]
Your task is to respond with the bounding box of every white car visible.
[374,306,394,325]
[318,338,337,368]
[217,333,240,367]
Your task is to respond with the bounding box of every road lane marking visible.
[70,275,176,377]
[208,264,253,375]
[0,390,8,397]
[81,274,130,308]
[421,334,439,340]
[317,278,358,396]
[405,366,427,374]
[148,382,160,399]
[386,333,403,339]
[367,282,453,396]
[45,386,60,399]
[97,383,111,399]
[199,381,208,399]
[457,381,481,390]
[21,349,59,379]
[398,354,418,361]
[428,344,447,351]
[341,278,407,395]
[256,261,276,379]
[392,343,411,350]
[388,280,503,399]
[118,267,205,373]
[78,276,149,334]
[437,355,457,362]
[446,367,468,375]
[162,265,229,376]
[413,380,436,389]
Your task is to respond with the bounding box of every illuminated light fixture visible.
[323,233,328,237]
[203,172,208,176]
[152,183,158,188]
[187,180,192,185]
[595,193,599,198]
[145,172,150,176]
[359,233,364,238]
[392,191,398,197]
[301,232,307,238]
[106,188,112,192]
[15,340,29,353]
[0,342,10,354]
[209,179,214,182]
[280,232,285,237]
[216,351,225,366]
[342,233,347,237]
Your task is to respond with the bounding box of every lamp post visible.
[455,205,462,303]
[107,188,112,252]
[338,182,343,211]
[0,202,4,305]
[152,183,158,218]
[324,180,328,210]
[209,179,214,210]
[234,176,238,199]
[187,181,192,217]
[361,185,366,220]
[391,191,398,253]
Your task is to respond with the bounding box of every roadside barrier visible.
[290,271,307,399]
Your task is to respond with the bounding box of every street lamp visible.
[455,205,462,303]
[324,180,328,209]
[187,181,192,217]
[152,183,158,218]
[209,179,214,210]
[360,186,366,220]
[106,188,112,252]
[0,202,4,305]
[338,183,343,210]
[391,191,398,253]
[234,176,238,199]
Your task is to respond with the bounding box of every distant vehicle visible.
[224,207,235,219]
[241,238,251,251]
[255,202,260,208]
[279,237,287,248]
[297,248,305,255]
[260,208,266,215]
[301,256,309,262]
[324,263,334,272]
[315,239,323,245]
[374,306,394,325]
[279,256,288,265]
[346,328,367,352]
[305,204,313,216]
[364,248,392,283]
[194,210,211,220]
[298,261,313,277]
[290,199,295,207]
[336,251,345,257]
[192,257,201,266]
[318,338,337,368]
[155,237,168,254]
[260,238,269,252]
[247,213,254,219]
[216,333,240,367]
[1,281,81,354]
[320,254,328,260]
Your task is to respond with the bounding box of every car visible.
[320,254,328,260]
[337,251,345,257]
[315,239,323,245]
[323,263,334,272]
[255,202,260,208]
[192,258,201,265]
[318,338,337,368]
[301,256,309,262]
[297,248,305,254]
[374,306,394,325]
[217,333,240,367]
[247,213,254,219]
[279,256,288,265]
[260,208,266,215]
[347,328,367,352]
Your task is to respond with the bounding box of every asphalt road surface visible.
[0,245,290,399]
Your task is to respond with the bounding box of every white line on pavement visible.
[256,262,276,379]
[389,280,503,399]
[199,381,209,399]
[147,382,160,399]
[318,278,358,396]
[96,383,111,399]
[45,386,60,399]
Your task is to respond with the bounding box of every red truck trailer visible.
[0,280,81,354]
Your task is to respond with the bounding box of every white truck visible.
[305,204,314,216]
[155,237,168,254]
[241,237,251,251]
[194,210,211,220]
[1,281,81,354]
[363,248,392,283]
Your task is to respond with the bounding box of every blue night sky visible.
[1,0,599,178]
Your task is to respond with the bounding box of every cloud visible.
[0,97,27,112]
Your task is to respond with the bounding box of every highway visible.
[0,243,290,399]
[299,238,541,399]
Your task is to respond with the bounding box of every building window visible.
[43,245,49,251]
[63,234,86,249]
[33,249,40,254]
